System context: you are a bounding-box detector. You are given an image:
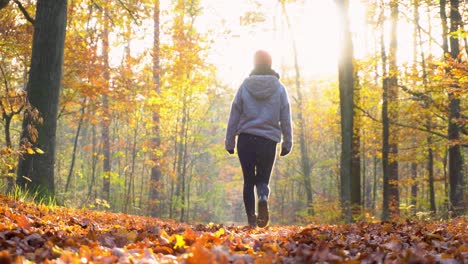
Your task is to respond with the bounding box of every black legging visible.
[237,133,277,217]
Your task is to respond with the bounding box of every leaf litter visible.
[0,195,466,263]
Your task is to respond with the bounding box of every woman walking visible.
[225,50,293,228]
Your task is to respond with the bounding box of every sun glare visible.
[202,0,367,87]
[123,0,413,88]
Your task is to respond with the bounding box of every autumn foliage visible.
[0,195,466,263]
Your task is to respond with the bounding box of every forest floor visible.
[0,195,466,263]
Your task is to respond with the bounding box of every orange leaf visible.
[186,241,216,264]
[16,214,31,230]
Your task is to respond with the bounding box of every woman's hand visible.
[280,148,290,157]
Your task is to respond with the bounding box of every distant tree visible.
[101,8,111,204]
[280,0,314,216]
[412,0,435,213]
[336,0,361,222]
[446,0,464,216]
[149,0,162,217]
[16,0,68,198]
[0,4,30,193]
[382,0,400,221]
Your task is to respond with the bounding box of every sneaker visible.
[257,195,269,228]
[247,214,257,228]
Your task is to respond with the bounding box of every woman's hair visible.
[254,50,272,67]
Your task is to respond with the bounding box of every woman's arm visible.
[225,87,243,152]
[280,87,293,154]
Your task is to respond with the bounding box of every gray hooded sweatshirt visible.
[225,75,293,152]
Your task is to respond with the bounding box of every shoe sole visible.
[257,200,269,228]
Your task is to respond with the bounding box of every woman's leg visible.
[237,134,257,225]
[255,139,277,198]
[255,138,277,227]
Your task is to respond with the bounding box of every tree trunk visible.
[352,75,361,217]
[124,116,138,213]
[443,148,449,213]
[410,163,418,208]
[16,0,67,199]
[280,0,314,216]
[427,136,436,213]
[415,0,436,214]
[447,0,464,216]
[4,115,14,193]
[139,163,146,209]
[101,9,111,203]
[149,0,162,217]
[440,0,449,55]
[361,133,367,209]
[382,0,399,221]
[372,152,377,212]
[81,123,97,207]
[64,104,85,193]
[169,120,180,219]
[175,94,188,222]
[336,0,359,222]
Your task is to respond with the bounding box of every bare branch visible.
[356,105,449,139]
[398,84,432,102]
[116,0,141,25]
[398,84,451,117]
[13,0,34,25]
[400,10,443,50]
[0,64,9,116]
[0,63,9,92]
[12,102,24,116]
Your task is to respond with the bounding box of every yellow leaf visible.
[214,228,224,238]
[172,234,187,249]
[35,148,44,154]
[26,148,35,155]
[127,231,138,242]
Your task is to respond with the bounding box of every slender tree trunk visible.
[175,98,188,222]
[388,0,400,219]
[180,106,189,222]
[280,0,314,215]
[362,133,367,209]
[336,0,359,222]
[4,115,11,150]
[4,115,14,193]
[427,136,436,213]
[16,0,68,199]
[169,177,174,218]
[149,0,162,217]
[443,148,449,213]
[414,0,436,214]
[64,104,85,193]
[352,75,362,217]
[447,0,464,216]
[139,163,146,209]
[101,9,111,203]
[169,120,180,219]
[440,0,449,55]
[410,163,418,207]
[82,124,97,207]
[186,164,194,223]
[372,153,377,212]
[409,0,418,211]
[124,116,139,213]
[440,0,451,214]
[382,0,400,220]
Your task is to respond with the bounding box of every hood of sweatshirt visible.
[244,75,281,100]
